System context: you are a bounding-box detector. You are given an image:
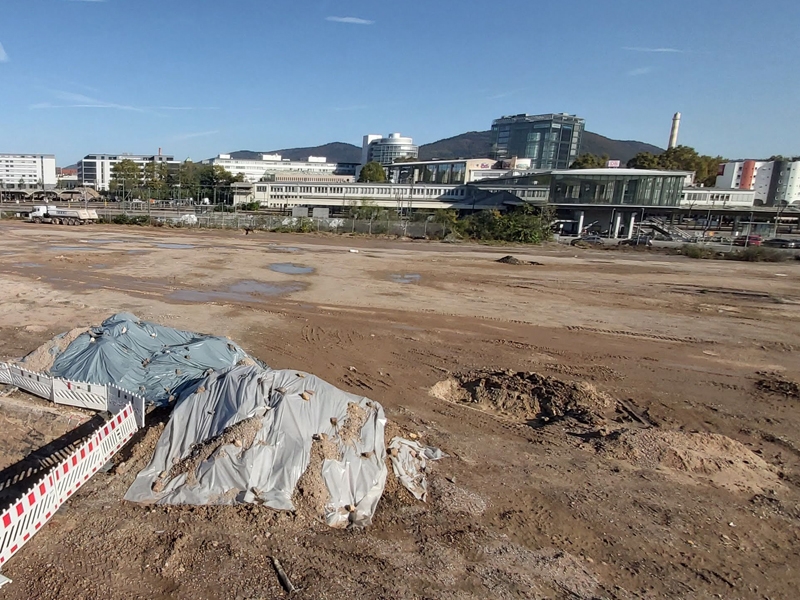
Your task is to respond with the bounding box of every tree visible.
[358,161,386,183]
[570,154,610,169]
[626,152,661,170]
[18,177,26,189]
[110,159,141,195]
[393,156,418,163]
[348,199,385,220]
[627,146,725,187]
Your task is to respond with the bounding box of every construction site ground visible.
[1,222,799,599]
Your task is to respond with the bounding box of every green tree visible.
[570,154,610,169]
[348,199,385,220]
[626,152,661,170]
[358,161,386,183]
[393,156,418,163]
[110,159,141,194]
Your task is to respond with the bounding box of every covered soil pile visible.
[593,429,781,493]
[756,372,800,400]
[496,255,542,266]
[17,327,88,372]
[431,369,615,425]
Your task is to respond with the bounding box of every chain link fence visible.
[170,213,451,238]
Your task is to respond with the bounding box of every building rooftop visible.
[550,168,693,177]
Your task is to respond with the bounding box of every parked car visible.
[571,235,604,246]
[618,236,653,247]
[733,235,763,247]
[762,238,797,249]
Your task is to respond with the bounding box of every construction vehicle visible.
[27,205,99,225]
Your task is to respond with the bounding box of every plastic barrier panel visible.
[108,385,146,429]
[52,379,108,412]
[9,366,53,400]
[0,403,137,576]
[0,363,11,386]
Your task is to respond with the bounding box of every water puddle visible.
[269,263,314,275]
[392,324,424,332]
[390,273,422,284]
[81,239,128,244]
[127,249,150,255]
[12,263,44,268]
[89,264,108,269]
[268,245,300,253]
[170,280,306,303]
[155,243,196,249]
[48,246,101,252]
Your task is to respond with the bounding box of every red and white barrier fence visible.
[0,362,146,428]
[0,403,138,582]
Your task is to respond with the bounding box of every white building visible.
[0,154,57,189]
[680,188,755,209]
[201,154,357,183]
[78,153,178,191]
[716,159,800,206]
[361,133,418,165]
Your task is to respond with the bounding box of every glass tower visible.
[490,113,585,169]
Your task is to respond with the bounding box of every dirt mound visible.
[756,372,800,399]
[596,429,781,493]
[431,370,615,425]
[496,255,542,266]
[16,327,88,373]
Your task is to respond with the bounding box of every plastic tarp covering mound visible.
[49,313,261,405]
[125,365,388,528]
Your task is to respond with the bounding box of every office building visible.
[490,113,584,169]
[202,154,357,183]
[716,159,800,206]
[361,133,418,165]
[0,154,57,189]
[78,153,178,191]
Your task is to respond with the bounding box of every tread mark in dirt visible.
[566,326,710,344]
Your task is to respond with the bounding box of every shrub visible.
[729,246,789,262]
[680,244,716,259]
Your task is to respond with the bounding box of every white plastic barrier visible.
[9,366,53,400]
[0,403,138,578]
[52,379,108,412]
[0,363,11,386]
[108,385,146,429]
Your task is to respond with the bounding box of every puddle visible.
[12,263,44,268]
[171,280,306,303]
[127,249,150,255]
[81,239,128,244]
[392,324,424,332]
[48,246,101,252]
[268,245,300,253]
[390,273,422,284]
[89,264,107,269]
[155,243,196,249]
[269,263,314,275]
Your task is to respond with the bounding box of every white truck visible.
[28,205,99,225]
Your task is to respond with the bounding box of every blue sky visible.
[1,0,798,165]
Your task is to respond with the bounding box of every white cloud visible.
[627,67,653,76]
[623,46,683,53]
[171,130,219,141]
[326,16,374,25]
[0,42,9,63]
[30,90,217,113]
[332,104,369,112]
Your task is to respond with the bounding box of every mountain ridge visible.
[225,130,664,165]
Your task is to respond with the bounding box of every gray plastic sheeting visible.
[388,438,447,501]
[49,313,261,405]
[125,365,388,528]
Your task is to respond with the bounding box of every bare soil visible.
[1,222,800,599]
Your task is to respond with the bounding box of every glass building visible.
[550,170,687,206]
[491,113,584,169]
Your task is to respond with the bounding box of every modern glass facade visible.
[491,113,584,169]
[550,173,685,206]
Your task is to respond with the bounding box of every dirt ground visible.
[1,222,799,599]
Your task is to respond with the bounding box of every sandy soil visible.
[1,222,799,599]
